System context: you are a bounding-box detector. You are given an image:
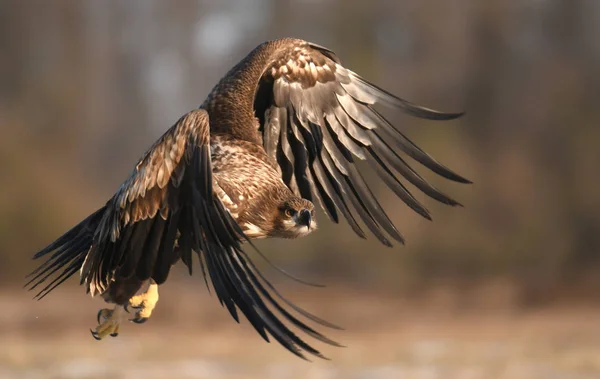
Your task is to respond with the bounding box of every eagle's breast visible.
[210,134,288,235]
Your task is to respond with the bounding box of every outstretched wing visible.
[27,109,339,359]
[256,42,471,246]
[26,110,209,300]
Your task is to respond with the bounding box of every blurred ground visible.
[3,282,600,379]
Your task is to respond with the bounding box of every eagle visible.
[26,38,470,359]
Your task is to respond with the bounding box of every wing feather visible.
[259,42,470,245]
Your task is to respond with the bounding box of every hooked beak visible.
[296,209,312,229]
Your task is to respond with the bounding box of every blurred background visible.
[1,0,600,378]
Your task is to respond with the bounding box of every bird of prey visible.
[27,38,470,359]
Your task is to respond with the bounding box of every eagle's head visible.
[242,194,316,239]
[273,197,316,239]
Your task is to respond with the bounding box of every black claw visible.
[131,317,148,324]
[110,332,119,337]
[125,303,142,313]
[90,329,101,341]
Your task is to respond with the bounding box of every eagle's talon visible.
[130,316,148,324]
[97,308,109,324]
[90,329,101,341]
[90,306,122,340]
[124,303,141,314]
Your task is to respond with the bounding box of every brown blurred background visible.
[1,1,600,378]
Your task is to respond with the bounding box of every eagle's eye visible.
[284,208,296,218]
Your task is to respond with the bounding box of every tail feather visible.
[26,207,106,299]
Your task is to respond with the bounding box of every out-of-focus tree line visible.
[1,0,599,304]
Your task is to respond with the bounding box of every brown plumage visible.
[27,38,470,359]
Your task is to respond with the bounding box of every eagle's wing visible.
[257,42,470,246]
[27,109,338,359]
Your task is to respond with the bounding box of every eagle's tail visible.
[25,206,107,299]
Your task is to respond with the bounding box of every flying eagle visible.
[27,38,470,359]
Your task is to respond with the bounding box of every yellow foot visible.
[125,282,159,324]
[90,306,123,340]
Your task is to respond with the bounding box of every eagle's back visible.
[201,38,304,145]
